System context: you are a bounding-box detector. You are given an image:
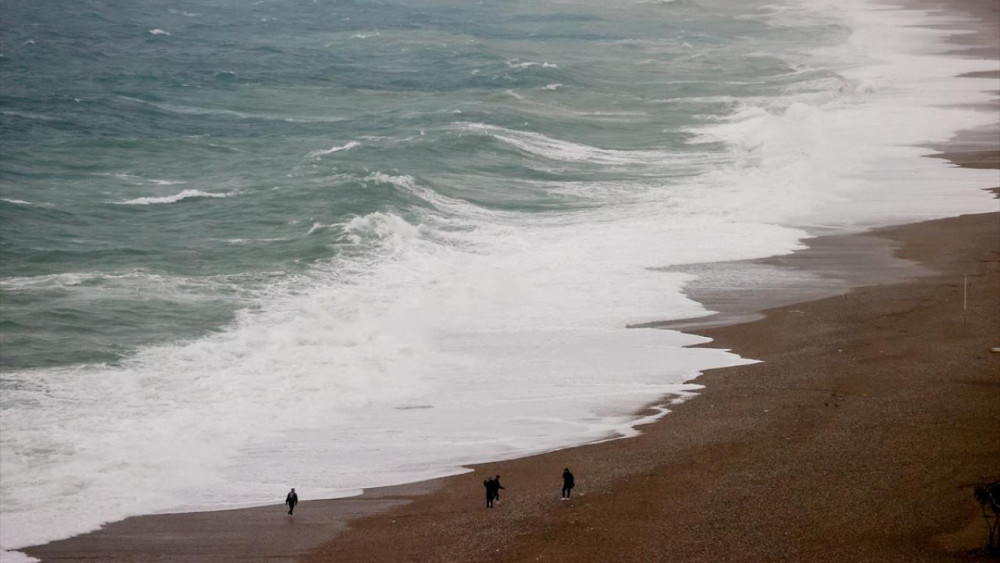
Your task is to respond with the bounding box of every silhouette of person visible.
[484,476,505,508]
[562,468,575,499]
[285,487,298,515]
[493,475,504,501]
[484,478,495,508]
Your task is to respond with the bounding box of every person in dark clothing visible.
[484,478,495,508]
[484,477,505,508]
[285,488,299,515]
[562,468,575,499]
[493,475,504,501]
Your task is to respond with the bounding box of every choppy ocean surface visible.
[0,0,996,557]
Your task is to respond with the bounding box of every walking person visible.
[285,487,299,515]
[484,476,505,508]
[562,468,575,499]
[493,475,504,502]
[484,477,496,508]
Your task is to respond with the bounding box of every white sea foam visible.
[93,173,187,186]
[505,59,559,69]
[458,122,680,165]
[506,59,537,68]
[1,198,33,205]
[222,238,287,245]
[112,190,233,205]
[0,271,143,290]
[148,29,170,36]
[363,172,487,218]
[0,550,38,562]
[306,141,360,157]
[1,110,54,121]
[685,23,997,227]
[118,96,347,123]
[0,198,773,551]
[342,212,423,245]
[306,222,334,235]
[0,271,258,304]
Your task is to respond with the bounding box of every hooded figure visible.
[285,488,299,515]
[562,468,575,499]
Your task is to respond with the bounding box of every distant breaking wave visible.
[118,96,346,123]
[307,141,360,157]
[457,122,677,165]
[0,270,234,293]
[506,59,559,69]
[112,190,233,205]
[1,110,56,121]
[341,211,422,245]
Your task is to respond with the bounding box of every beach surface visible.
[18,0,1000,561]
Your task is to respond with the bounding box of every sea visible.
[0,0,996,558]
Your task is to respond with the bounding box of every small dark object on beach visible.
[562,468,575,499]
[973,481,1000,553]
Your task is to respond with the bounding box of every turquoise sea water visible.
[0,0,847,369]
[1,0,996,556]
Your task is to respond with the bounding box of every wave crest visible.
[307,141,360,158]
[457,122,675,165]
[342,212,422,245]
[112,190,233,206]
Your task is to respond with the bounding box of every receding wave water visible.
[1,0,996,558]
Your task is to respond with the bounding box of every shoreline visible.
[302,215,998,563]
[16,0,1000,561]
[20,183,999,563]
[21,208,998,562]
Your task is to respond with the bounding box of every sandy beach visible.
[18,0,999,561]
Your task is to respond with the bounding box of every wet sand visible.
[19,0,1000,561]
